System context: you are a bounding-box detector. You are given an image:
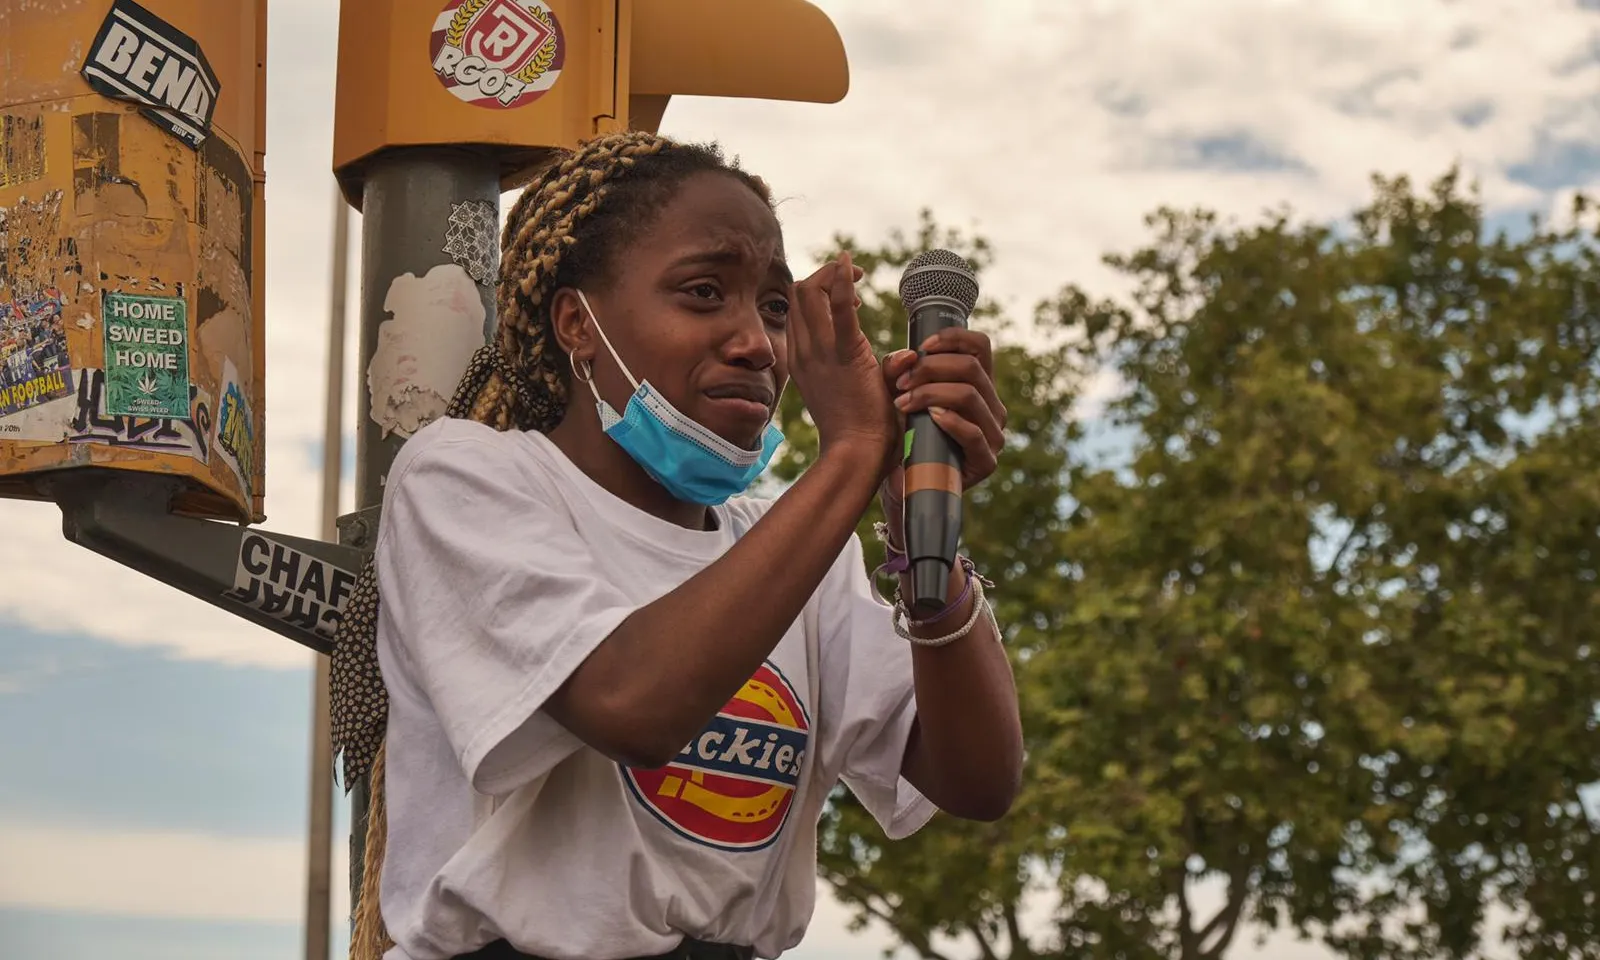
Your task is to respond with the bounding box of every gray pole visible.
[345,146,502,919]
[304,187,351,960]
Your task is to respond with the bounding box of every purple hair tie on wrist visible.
[869,522,911,603]
[875,546,911,577]
[907,555,979,627]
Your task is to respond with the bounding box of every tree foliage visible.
[778,173,1600,960]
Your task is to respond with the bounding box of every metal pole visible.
[347,145,502,919]
[304,187,351,960]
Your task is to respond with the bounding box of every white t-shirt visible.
[373,418,937,960]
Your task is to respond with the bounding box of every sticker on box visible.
[215,357,254,500]
[80,0,221,149]
[0,287,76,419]
[430,0,565,110]
[102,291,190,419]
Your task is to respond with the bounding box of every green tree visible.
[772,212,1082,960]
[784,173,1600,960]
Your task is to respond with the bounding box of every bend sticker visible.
[102,291,190,419]
[80,0,221,149]
[429,0,565,110]
[622,662,811,853]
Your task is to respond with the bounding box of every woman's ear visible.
[548,288,594,367]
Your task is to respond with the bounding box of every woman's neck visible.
[544,417,716,531]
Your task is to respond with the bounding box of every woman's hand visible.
[787,252,900,474]
[877,328,1008,524]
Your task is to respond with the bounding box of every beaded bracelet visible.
[892,564,998,647]
[872,523,998,646]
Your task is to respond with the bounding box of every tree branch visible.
[969,921,1000,960]
[1175,803,1203,960]
[1197,861,1252,959]
[1003,900,1033,960]
[1318,508,1373,583]
[1176,870,1200,960]
[825,873,956,960]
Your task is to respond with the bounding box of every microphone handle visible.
[902,300,968,619]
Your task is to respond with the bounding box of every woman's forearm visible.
[545,444,883,768]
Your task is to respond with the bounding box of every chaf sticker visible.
[429,0,565,110]
[102,291,190,419]
[223,532,358,644]
[80,0,221,150]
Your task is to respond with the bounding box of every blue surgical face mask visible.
[573,290,784,506]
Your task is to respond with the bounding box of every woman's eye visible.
[762,298,791,322]
[689,283,721,300]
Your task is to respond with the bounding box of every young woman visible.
[330,130,1025,960]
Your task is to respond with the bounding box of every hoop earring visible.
[570,355,594,384]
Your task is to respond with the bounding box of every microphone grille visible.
[898,249,980,313]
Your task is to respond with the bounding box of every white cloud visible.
[0,2,1594,669]
[2,7,1586,959]
[0,817,1350,958]
[0,444,349,670]
[0,821,349,925]
[0,819,913,960]
[667,0,1598,313]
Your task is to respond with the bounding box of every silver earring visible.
[570,355,594,383]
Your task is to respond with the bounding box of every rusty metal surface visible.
[0,0,266,523]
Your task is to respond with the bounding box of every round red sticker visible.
[428,0,566,110]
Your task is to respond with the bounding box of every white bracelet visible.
[891,570,995,647]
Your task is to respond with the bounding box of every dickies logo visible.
[623,662,810,852]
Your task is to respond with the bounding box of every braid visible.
[330,129,773,960]
[439,133,677,435]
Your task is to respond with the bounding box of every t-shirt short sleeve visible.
[815,533,938,840]
[376,430,638,797]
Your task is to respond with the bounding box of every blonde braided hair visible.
[330,129,773,960]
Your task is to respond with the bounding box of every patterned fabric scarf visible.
[329,342,552,787]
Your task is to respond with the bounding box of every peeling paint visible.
[72,112,122,206]
[0,391,75,442]
[368,263,486,438]
[197,137,251,324]
[0,111,48,189]
[196,303,248,374]
[0,190,81,302]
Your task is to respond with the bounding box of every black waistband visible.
[457,938,755,960]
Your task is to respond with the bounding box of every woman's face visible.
[563,171,792,451]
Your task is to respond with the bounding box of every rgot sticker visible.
[430,0,565,110]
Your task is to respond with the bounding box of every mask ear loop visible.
[575,290,640,390]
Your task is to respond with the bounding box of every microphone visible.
[896,249,981,619]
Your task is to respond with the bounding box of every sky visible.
[1,0,1598,957]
